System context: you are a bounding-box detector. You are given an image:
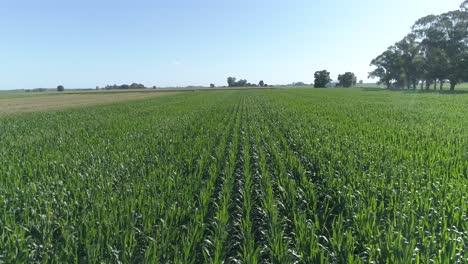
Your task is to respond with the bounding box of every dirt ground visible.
[0,92,179,115]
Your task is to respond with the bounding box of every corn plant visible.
[0,88,466,263]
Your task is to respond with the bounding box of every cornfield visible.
[1,89,467,263]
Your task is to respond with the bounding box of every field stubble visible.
[0,92,178,115]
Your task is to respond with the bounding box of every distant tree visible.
[153,86,157,89]
[57,85,64,92]
[259,80,265,87]
[264,84,268,87]
[314,70,332,88]
[293,82,306,86]
[96,86,100,90]
[237,79,247,87]
[337,72,357,88]
[130,83,145,89]
[227,77,256,87]
[104,83,147,90]
[33,88,47,92]
[210,83,215,88]
[227,77,236,87]
[359,80,364,84]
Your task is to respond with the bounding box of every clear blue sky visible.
[0,0,462,89]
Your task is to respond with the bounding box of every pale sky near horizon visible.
[0,0,463,89]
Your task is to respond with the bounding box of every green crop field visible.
[1,88,467,263]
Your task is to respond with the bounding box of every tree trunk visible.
[420,81,424,90]
[433,81,437,90]
[412,80,417,90]
[450,80,456,92]
[426,80,430,90]
[439,81,444,91]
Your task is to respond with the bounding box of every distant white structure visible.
[326,81,339,88]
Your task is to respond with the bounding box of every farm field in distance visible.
[0,88,467,263]
[0,91,179,114]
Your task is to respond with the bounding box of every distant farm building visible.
[326,81,339,88]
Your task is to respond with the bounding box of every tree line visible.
[227,77,268,87]
[369,1,468,91]
[104,83,146,89]
[313,70,357,88]
[227,72,359,89]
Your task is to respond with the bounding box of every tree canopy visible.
[104,83,145,89]
[462,0,468,11]
[337,72,357,88]
[314,70,332,88]
[227,77,260,87]
[369,1,468,91]
[292,82,306,86]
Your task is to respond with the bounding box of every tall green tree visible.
[369,46,404,89]
[314,70,332,88]
[395,34,424,89]
[227,77,236,87]
[371,1,468,91]
[237,79,247,87]
[227,77,251,87]
[412,10,468,91]
[337,72,357,88]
